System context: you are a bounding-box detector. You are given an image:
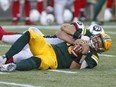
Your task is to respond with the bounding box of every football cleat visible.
[0,63,16,72]
[0,55,7,66]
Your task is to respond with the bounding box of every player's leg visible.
[73,0,81,22]
[106,0,114,10]
[80,0,87,21]
[0,31,31,65]
[6,48,32,64]
[36,0,44,14]
[0,26,21,44]
[0,56,41,71]
[45,37,64,44]
[24,0,36,25]
[54,0,66,24]
[0,26,45,44]
[0,30,57,71]
[11,0,20,25]
[91,0,106,24]
[0,30,46,65]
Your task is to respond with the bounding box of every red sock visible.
[0,26,16,40]
[73,0,81,18]
[12,1,20,20]
[107,0,114,9]
[37,1,43,14]
[24,0,30,19]
[80,0,86,9]
[6,57,14,64]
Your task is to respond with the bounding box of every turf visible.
[0,23,116,87]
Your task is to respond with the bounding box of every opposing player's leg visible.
[54,0,66,24]
[11,0,20,25]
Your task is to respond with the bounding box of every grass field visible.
[0,22,116,87]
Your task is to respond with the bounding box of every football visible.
[71,45,82,57]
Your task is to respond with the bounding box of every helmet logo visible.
[93,25,102,32]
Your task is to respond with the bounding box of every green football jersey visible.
[52,28,100,69]
[52,42,73,69]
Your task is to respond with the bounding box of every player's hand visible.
[74,39,90,54]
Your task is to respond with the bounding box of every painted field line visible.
[48,70,78,74]
[0,44,11,47]
[0,72,9,74]
[0,81,40,87]
[99,54,116,58]
[106,31,116,34]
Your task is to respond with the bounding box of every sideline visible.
[2,25,116,30]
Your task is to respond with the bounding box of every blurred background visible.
[0,0,116,25]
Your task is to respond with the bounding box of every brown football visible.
[71,45,82,57]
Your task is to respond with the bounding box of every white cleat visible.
[0,55,7,66]
[0,63,16,72]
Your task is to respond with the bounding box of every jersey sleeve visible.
[84,48,99,69]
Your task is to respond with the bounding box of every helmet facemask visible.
[89,34,105,52]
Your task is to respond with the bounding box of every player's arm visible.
[70,61,81,69]
[55,29,75,44]
[55,24,77,44]
[60,24,77,35]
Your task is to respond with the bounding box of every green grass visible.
[0,24,116,87]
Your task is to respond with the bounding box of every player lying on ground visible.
[0,28,112,71]
[0,21,104,64]
[0,22,106,69]
[0,21,85,63]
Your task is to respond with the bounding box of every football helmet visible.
[89,33,112,52]
[29,9,40,22]
[64,9,73,22]
[88,24,105,34]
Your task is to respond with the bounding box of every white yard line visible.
[0,81,40,87]
[0,72,9,74]
[48,70,78,74]
[106,31,116,34]
[99,54,116,58]
[0,44,11,47]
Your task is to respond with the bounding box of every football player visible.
[0,29,112,71]
[0,22,105,65]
